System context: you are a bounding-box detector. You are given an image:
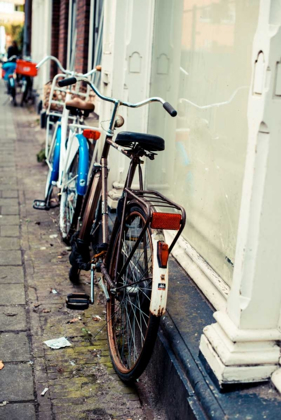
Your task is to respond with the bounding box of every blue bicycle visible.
[2,55,17,106]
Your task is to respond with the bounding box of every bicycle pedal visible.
[66,293,90,310]
[33,199,49,210]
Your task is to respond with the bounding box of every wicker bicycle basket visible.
[43,81,95,113]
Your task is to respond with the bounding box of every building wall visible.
[58,0,69,69]
[146,0,260,289]
[31,0,52,90]
[75,0,91,74]
[51,0,61,79]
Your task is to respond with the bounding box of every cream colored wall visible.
[31,0,52,92]
[146,0,259,286]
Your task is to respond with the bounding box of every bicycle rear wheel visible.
[106,205,160,382]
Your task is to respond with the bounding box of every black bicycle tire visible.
[69,266,80,284]
[20,83,27,107]
[106,205,160,383]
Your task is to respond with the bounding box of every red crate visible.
[16,60,37,77]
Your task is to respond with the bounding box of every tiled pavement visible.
[0,82,150,420]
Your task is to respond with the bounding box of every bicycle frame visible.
[66,77,186,316]
[42,75,101,201]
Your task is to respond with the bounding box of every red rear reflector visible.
[83,129,101,140]
[151,213,181,230]
[157,241,169,268]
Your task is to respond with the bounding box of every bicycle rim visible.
[106,206,160,382]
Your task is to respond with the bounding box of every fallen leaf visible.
[57,256,62,259]
[92,315,102,322]
[0,361,4,370]
[68,318,79,324]
[4,312,17,317]
[42,309,51,313]
[34,303,41,308]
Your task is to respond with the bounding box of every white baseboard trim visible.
[165,231,230,311]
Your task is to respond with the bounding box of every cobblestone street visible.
[0,82,151,420]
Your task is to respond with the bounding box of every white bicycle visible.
[33,56,101,242]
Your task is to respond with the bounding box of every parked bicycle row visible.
[1,55,36,106]
[31,55,186,383]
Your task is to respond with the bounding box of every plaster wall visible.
[31,0,52,91]
[146,0,259,288]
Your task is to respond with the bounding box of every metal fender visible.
[76,133,89,196]
[150,231,168,317]
[50,125,61,184]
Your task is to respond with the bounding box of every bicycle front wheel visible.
[60,154,83,243]
[106,205,160,382]
[44,123,61,206]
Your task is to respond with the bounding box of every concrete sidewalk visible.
[0,82,151,420]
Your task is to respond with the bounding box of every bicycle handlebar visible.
[163,102,177,117]
[36,55,70,73]
[58,77,77,87]
[6,55,17,62]
[36,55,102,78]
[58,76,177,117]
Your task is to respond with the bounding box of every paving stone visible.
[1,225,20,237]
[0,87,147,419]
[0,364,34,401]
[0,403,36,420]
[0,306,27,331]
[0,250,21,265]
[0,332,30,361]
[0,176,17,183]
[0,237,20,250]
[0,198,18,206]
[0,266,24,283]
[1,206,19,215]
[0,179,17,187]
[0,284,25,305]
[2,190,18,198]
[0,215,19,226]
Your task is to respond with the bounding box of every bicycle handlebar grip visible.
[58,77,77,87]
[163,102,177,117]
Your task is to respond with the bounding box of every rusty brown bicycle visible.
[58,75,186,382]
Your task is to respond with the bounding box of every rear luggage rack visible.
[125,188,186,254]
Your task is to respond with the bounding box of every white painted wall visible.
[31,0,52,95]
[99,0,155,196]
[201,0,281,388]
